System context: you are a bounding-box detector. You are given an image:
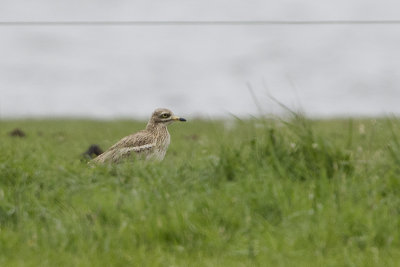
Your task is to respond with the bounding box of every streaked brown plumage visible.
[92,108,186,164]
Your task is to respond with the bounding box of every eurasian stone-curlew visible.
[92,108,186,164]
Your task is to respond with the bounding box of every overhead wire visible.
[1,20,400,26]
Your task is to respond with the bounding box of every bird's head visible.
[149,108,187,126]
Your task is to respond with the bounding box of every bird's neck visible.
[146,121,168,133]
[146,122,170,146]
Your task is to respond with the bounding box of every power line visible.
[1,20,400,26]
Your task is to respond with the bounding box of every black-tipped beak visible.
[172,115,187,122]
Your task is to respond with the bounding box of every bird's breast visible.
[148,130,170,161]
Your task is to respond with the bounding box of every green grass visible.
[1,116,400,266]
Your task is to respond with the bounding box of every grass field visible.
[1,115,400,266]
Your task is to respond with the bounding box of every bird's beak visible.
[172,115,187,122]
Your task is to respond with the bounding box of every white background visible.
[1,1,400,118]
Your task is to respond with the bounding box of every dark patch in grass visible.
[254,203,282,225]
[82,144,104,159]
[184,134,200,141]
[9,128,26,137]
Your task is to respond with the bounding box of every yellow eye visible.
[161,113,170,118]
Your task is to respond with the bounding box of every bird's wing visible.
[92,131,155,163]
[108,130,155,151]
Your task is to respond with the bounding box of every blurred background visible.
[1,0,399,119]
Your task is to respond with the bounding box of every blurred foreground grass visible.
[1,116,400,266]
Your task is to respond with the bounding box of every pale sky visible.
[1,1,400,118]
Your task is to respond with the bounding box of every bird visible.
[91,108,186,164]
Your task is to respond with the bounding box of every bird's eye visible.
[161,113,170,118]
